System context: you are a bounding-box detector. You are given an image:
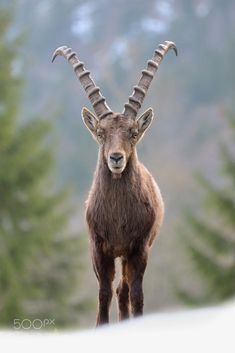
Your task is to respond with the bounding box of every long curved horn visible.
[52,46,112,120]
[123,41,177,119]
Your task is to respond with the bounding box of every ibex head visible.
[52,41,177,177]
[81,108,153,175]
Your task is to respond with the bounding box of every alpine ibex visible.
[52,41,177,326]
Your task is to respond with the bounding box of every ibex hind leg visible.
[116,258,130,321]
[127,249,148,317]
[92,249,115,327]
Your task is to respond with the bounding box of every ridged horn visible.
[123,41,177,119]
[52,46,113,120]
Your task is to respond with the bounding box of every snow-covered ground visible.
[1,302,234,353]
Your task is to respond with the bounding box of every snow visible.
[1,302,234,353]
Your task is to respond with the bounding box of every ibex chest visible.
[86,177,158,256]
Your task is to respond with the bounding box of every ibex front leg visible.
[127,249,148,317]
[92,247,115,326]
[116,258,130,321]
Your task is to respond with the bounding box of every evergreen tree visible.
[0,7,88,328]
[177,114,235,305]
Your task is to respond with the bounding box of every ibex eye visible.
[132,132,138,139]
[97,130,103,138]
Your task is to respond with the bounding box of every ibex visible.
[52,41,177,326]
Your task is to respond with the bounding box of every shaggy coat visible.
[84,113,164,325]
[52,40,177,326]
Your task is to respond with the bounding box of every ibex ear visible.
[82,107,98,136]
[137,108,153,135]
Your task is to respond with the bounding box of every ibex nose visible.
[110,153,124,164]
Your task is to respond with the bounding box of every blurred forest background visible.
[0,0,234,329]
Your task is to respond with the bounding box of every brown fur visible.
[85,113,164,326]
[52,41,177,326]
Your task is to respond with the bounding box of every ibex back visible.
[52,41,177,326]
